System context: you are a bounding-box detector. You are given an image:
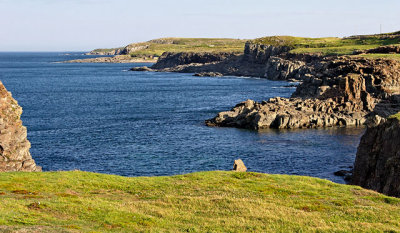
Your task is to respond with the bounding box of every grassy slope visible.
[0,171,399,232]
[127,38,246,58]
[253,32,400,56]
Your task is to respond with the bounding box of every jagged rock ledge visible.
[0,82,41,172]
[206,56,400,129]
[352,113,400,197]
[133,42,400,130]
[205,73,375,129]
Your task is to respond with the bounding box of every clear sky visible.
[0,0,399,51]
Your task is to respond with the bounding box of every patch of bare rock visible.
[352,115,400,197]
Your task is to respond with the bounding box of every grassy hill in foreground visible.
[0,171,399,232]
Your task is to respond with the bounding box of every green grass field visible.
[253,32,400,55]
[122,38,246,58]
[0,171,399,232]
[89,32,400,59]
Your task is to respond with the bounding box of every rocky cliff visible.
[242,42,291,64]
[132,42,278,77]
[85,48,122,55]
[151,52,237,69]
[205,56,400,129]
[205,73,373,129]
[132,41,400,130]
[0,82,41,172]
[352,114,400,197]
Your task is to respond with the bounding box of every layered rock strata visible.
[206,55,400,130]
[134,42,400,130]
[205,73,374,129]
[352,115,400,197]
[0,82,41,172]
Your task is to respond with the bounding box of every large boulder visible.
[0,82,41,172]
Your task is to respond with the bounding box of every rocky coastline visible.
[62,55,157,63]
[0,82,41,172]
[130,43,400,196]
[132,42,400,130]
[64,42,158,63]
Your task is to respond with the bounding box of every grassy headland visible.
[89,48,123,54]
[0,171,399,232]
[128,38,246,58]
[253,31,400,56]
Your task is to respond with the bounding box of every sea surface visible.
[0,52,364,183]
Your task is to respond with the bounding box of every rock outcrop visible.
[243,42,290,64]
[85,48,122,55]
[63,55,157,64]
[233,159,247,172]
[265,56,306,81]
[352,114,400,197]
[131,42,283,77]
[193,72,223,77]
[205,75,370,130]
[151,52,237,69]
[206,56,400,130]
[132,41,400,130]
[0,82,41,172]
[120,44,149,55]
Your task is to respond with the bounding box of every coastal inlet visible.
[0,52,364,183]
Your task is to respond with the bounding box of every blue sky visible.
[0,0,399,51]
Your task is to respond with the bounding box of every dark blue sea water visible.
[0,52,364,183]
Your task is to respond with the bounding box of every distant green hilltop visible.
[89,31,400,60]
[87,38,247,58]
[254,31,400,56]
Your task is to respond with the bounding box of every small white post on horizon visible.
[380,24,382,34]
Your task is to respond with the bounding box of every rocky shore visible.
[0,82,41,172]
[352,113,400,197]
[62,55,157,63]
[133,42,400,130]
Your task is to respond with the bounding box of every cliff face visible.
[205,55,400,130]
[242,42,290,64]
[151,52,237,69]
[133,42,400,130]
[85,49,122,56]
[352,115,400,197]
[0,82,41,172]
